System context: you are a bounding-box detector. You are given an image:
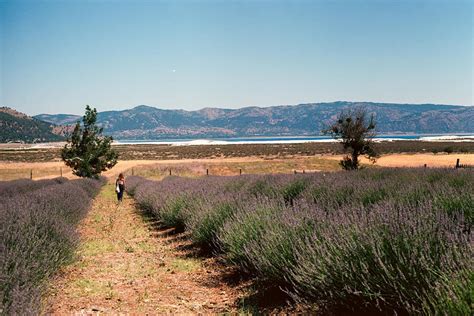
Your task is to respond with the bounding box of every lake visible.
[114,134,474,146]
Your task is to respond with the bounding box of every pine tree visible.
[61,105,118,178]
[325,107,378,170]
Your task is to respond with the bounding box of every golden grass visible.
[0,162,75,181]
[0,166,72,181]
[125,156,341,179]
[328,153,474,168]
[2,153,473,182]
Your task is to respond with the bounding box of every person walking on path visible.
[116,173,125,202]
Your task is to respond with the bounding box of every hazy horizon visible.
[1,0,472,115]
[25,100,470,117]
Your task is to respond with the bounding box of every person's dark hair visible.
[118,173,124,180]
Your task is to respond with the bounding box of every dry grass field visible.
[329,153,474,168]
[0,161,73,181]
[1,141,473,181]
[1,152,472,181]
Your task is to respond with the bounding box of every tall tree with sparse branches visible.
[61,105,118,178]
[324,107,378,170]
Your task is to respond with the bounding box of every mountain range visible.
[34,102,474,140]
[0,107,64,143]
[1,102,473,143]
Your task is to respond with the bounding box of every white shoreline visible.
[115,135,474,146]
[0,135,473,150]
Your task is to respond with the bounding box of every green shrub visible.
[281,179,308,205]
[434,194,474,229]
[443,146,454,154]
[427,172,444,183]
[333,186,355,206]
[361,188,387,206]
[247,179,277,198]
[448,174,471,189]
[307,186,330,203]
[190,202,236,247]
[217,203,278,270]
[429,270,473,315]
[160,195,189,228]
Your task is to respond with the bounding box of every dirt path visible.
[44,181,241,314]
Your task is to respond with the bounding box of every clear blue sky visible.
[0,0,472,115]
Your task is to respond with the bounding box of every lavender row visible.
[127,169,473,314]
[0,177,104,315]
[0,177,69,198]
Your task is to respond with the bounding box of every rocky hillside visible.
[35,101,474,140]
[35,113,81,126]
[0,107,64,143]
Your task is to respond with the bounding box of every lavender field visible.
[126,169,473,314]
[0,177,104,314]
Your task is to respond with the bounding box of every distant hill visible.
[34,101,474,140]
[35,113,81,126]
[0,107,65,143]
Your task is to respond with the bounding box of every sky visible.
[0,0,472,115]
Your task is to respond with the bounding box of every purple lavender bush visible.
[123,175,149,196]
[132,176,198,229]
[186,192,239,249]
[287,201,472,314]
[127,169,473,314]
[0,177,69,198]
[0,178,103,314]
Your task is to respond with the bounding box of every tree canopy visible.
[325,107,378,170]
[61,105,118,178]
